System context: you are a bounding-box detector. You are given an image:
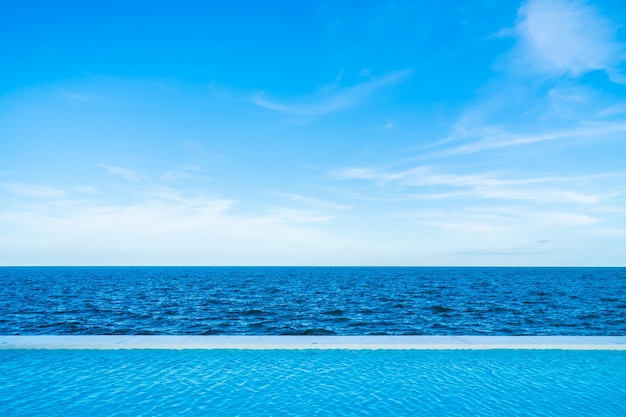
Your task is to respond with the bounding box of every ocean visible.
[2,266,625,336]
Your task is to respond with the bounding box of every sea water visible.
[1,267,625,335]
[1,348,625,416]
[2,267,625,416]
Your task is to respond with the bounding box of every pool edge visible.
[1,336,626,350]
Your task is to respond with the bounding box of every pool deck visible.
[1,335,625,350]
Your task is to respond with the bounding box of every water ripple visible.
[1,266,625,335]
[1,350,625,416]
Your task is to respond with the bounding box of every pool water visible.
[1,349,625,416]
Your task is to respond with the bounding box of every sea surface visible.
[1,266,625,335]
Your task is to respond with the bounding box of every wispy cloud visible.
[332,165,619,205]
[420,220,503,234]
[0,182,67,198]
[252,69,412,116]
[473,188,601,205]
[160,171,192,181]
[438,122,626,155]
[593,227,626,237]
[0,192,365,265]
[268,208,337,223]
[424,1,626,162]
[511,0,625,81]
[400,206,599,233]
[598,103,626,117]
[159,165,212,182]
[99,164,148,182]
[73,186,98,194]
[334,165,568,187]
[60,91,91,103]
[274,192,351,211]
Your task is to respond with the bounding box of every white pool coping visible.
[1,336,625,350]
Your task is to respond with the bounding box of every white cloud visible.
[60,91,91,103]
[274,192,350,211]
[513,0,625,81]
[335,165,527,187]
[160,171,192,181]
[252,69,412,116]
[332,164,619,205]
[439,122,626,155]
[423,1,626,172]
[331,166,410,182]
[475,188,600,204]
[598,103,626,117]
[538,211,598,225]
[73,186,98,194]
[99,164,148,182]
[0,195,365,266]
[0,182,67,198]
[400,206,599,241]
[421,220,503,234]
[593,227,626,236]
[159,165,213,182]
[268,208,337,223]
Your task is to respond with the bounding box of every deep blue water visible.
[1,267,625,335]
[2,349,625,416]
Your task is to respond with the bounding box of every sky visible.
[1,0,626,266]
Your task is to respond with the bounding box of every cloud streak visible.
[252,69,412,116]
[438,122,626,155]
[0,182,67,198]
[274,192,351,211]
[332,165,620,205]
[99,164,148,182]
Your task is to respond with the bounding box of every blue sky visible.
[1,0,625,266]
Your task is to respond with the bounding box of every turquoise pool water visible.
[1,349,625,416]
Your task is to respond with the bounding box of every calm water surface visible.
[1,267,625,335]
[1,349,625,416]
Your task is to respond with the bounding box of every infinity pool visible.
[2,346,625,416]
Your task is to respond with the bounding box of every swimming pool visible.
[1,337,625,416]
